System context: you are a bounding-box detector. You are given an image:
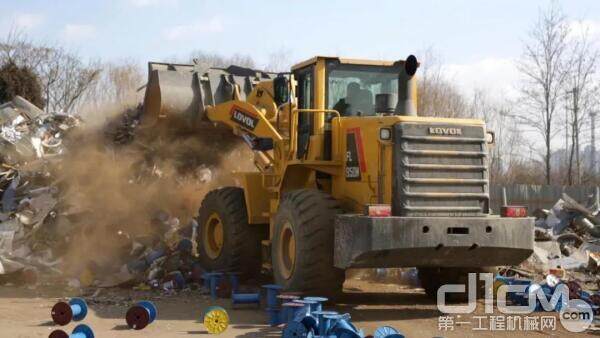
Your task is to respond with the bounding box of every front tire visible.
[196,187,263,277]
[272,189,345,295]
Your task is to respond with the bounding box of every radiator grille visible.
[392,122,490,217]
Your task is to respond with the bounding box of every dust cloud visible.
[56,104,255,276]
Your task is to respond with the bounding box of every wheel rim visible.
[278,221,296,280]
[204,213,224,259]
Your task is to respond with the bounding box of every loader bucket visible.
[140,62,282,128]
[141,63,204,127]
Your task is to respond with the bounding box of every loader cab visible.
[291,56,418,160]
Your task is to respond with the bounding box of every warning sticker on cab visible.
[346,128,366,181]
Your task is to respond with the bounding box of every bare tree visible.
[464,89,535,185]
[108,61,143,103]
[516,4,571,184]
[33,46,100,113]
[564,25,599,185]
[1,29,101,113]
[417,48,469,118]
[264,48,292,72]
[52,57,100,113]
[90,60,143,104]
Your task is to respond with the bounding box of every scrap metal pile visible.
[497,191,600,321]
[527,193,600,282]
[0,92,247,291]
[0,96,204,290]
[0,96,80,285]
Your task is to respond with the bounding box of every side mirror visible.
[273,75,289,106]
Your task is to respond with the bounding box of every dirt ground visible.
[0,279,594,338]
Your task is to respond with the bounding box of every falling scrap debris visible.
[91,211,203,290]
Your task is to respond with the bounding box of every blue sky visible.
[2,0,600,96]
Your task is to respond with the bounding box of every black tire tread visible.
[197,187,263,277]
[272,189,345,294]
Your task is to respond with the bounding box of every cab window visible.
[327,63,399,116]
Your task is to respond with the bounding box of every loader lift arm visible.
[206,100,283,146]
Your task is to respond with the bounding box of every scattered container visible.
[49,324,94,338]
[126,301,157,330]
[231,292,260,307]
[303,296,327,313]
[203,306,229,334]
[282,320,308,338]
[262,284,283,326]
[51,298,88,326]
[374,325,405,338]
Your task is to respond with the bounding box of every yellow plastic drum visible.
[493,279,505,298]
[203,306,229,334]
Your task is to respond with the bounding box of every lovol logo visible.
[230,107,259,130]
[428,127,463,136]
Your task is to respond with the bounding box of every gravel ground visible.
[0,279,593,337]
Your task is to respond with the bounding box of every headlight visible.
[379,127,392,141]
[486,131,495,144]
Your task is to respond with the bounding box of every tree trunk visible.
[546,113,552,185]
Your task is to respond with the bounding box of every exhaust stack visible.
[396,54,418,116]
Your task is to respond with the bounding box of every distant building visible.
[551,145,598,174]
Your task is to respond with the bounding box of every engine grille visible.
[392,122,489,217]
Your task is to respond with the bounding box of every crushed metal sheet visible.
[0,256,25,274]
[1,175,20,213]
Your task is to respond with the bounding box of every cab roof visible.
[291,56,404,71]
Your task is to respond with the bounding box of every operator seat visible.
[345,82,373,116]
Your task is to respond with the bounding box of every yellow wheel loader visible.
[142,56,534,296]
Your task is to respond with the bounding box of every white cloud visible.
[442,57,520,99]
[13,13,44,30]
[568,20,600,40]
[61,24,96,41]
[126,0,178,7]
[162,17,224,41]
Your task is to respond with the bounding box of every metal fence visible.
[489,185,600,214]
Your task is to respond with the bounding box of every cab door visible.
[294,66,313,159]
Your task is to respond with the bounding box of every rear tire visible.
[196,187,264,278]
[418,267,496,300]
[272,189,345,295]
